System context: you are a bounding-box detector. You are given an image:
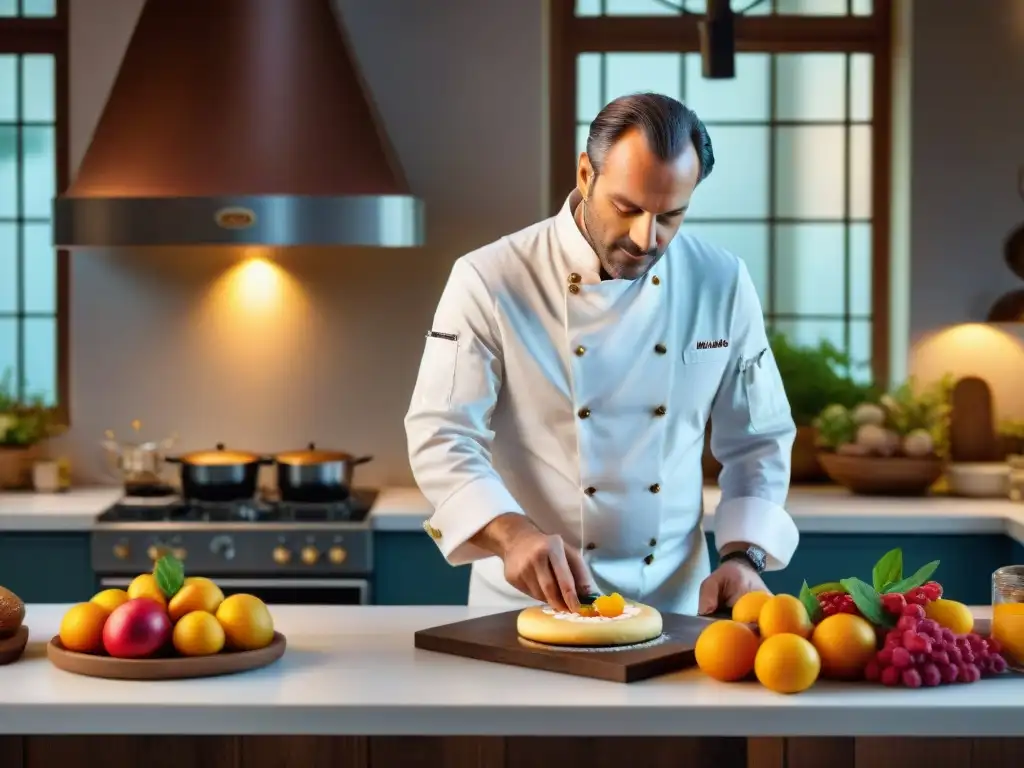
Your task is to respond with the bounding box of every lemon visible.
[90,588,130,614]
[215,594,274,651]
[924,599,974,635]
[172,611,226,656]
[127,573,167,609]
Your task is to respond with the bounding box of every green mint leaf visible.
[881,560,939,595]
[872,548,903,592]
[840,577,895,628]
[810,581,847,596]
[799,580,823,624]
[154,554,185,598]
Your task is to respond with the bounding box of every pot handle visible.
[353,455,374,465]
[164,456,182,464]
[257,456,275,465]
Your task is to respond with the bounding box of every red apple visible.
[102,597,171,659]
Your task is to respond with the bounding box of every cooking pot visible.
[273,443,372,503]
[165,443,271,501]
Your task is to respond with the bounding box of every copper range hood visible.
[54,0,424,248]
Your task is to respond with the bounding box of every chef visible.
[404,92,799,617]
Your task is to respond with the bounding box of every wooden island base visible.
[2,736,1023,767]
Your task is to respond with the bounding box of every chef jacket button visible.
[649,483,661,493]
[578,407,591,419]
[653,404,667,416]
[651,275,661,285]
[569,272,581,283]
[644,554,655,565]
[654,343,667,355]
[584,486,596,496]
[568,283,580,295]
[585,542,596,551]
[649,538,657,547]
[575,345,586,356]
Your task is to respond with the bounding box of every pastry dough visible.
[516,601,663,647]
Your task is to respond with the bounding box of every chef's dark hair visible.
[585,93,714,183]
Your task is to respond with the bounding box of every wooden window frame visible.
[548,0,893,386]
[0,0,69,424]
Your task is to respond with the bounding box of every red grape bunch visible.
[864,602,1008,687]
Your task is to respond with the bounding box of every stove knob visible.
[112,542,130,560]
[210,535,236,561]
[171,547,188,561]
[328,546,347,564]
[147,544,169,561]
[272,546,292,565]
[300,546,320,565]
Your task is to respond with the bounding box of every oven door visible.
[99,576,370,605]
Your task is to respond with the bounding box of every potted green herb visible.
[703,332,875,483]
[0,367,63,489]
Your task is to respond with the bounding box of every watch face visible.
[746,547,767,572]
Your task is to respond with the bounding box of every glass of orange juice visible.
[991,565,1024,670]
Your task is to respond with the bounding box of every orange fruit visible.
[593,592,625,618]
[758,594,813,639]
[694,620,760,682]
[173,611,226,656]
[215,594,274,651]
[127,573,167,609]
[59,602,110,653]
[90,588,130,614]
[811,613,877,679]
[168,577,225,623]
[755,633,821,694]
[732,590,772,624]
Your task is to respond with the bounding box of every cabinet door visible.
[373,533,470,605]
[0,533,96,603]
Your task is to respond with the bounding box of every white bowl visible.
[947,462,1011,498]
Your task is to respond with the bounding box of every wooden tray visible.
[414,610,723,683]
[0,626,28,665]
[46,631,287,680]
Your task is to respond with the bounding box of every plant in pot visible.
[702,331,874,483]
[813,374,955,495]
[0,368,63,490]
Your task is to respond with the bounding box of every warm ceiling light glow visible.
[229,256,281,309]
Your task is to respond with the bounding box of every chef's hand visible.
[697,558,771,616]
[503,528,596,613]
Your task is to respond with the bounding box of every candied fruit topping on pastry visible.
[593,592,626,618]
[576,605,598,617]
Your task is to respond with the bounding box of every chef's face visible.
[576,128,701,280]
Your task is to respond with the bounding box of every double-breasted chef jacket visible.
[404,189,799,615]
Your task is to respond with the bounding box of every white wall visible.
[59,0,1024,484]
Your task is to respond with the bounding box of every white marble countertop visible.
[2,484,1023,543]
[1,604,1021,737]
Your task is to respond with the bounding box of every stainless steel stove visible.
[91,489,378,604]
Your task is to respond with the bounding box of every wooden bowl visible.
[818,452,945,496]
[0,626,28,665]
[47,631,286,680]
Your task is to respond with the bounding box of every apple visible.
[102,597,172,659]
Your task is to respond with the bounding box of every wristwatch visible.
[720,545,767,574]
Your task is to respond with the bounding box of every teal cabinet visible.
[373,532,470,605]
[0,533,96,603]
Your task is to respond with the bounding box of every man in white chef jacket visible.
[405,93,799,617]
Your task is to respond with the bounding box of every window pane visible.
[0,319,14,386]
[678,0,772,14]
[852,0,873,15]
[775,54,846,121]
[21,54,54,122]
[683,223,769,302]
[577,124,589,156]
[773,224,845,316]
[21,0,56,16]
[604,53,682,103]
[687,126,769,218]
[850,54,872,121]
[849,320,872,381]
[0,0,15,17]
[21,125,55,218]
[849,222,871,316]
[0,127,17,218]
[23,222,54,313]
[771,318,845,356]
[775,125,844,218]
[604,0,681,15]
[575,0,602,15]
[684,53,770,122]
[775,0,848,15]
[850,125,871,218]
[577,54,602,122]
[0,224,15,313]
[22,316,54,402]
[0,55,15,121]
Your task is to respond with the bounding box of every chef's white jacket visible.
[405,190,799,614]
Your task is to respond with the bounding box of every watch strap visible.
[720,546,767,574]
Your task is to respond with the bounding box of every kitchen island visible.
[1,605,1023,767]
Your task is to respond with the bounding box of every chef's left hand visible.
[697,558,771,616]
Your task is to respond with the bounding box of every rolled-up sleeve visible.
[404,257,524,565]
[708,261,799,570]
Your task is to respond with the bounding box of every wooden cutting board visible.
[414,610,726,683]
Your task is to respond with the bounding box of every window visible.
[0,0,67,416]
[551,0,892,385]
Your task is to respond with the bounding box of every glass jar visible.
[1008,455,1024,502]
[991,565,1024,670]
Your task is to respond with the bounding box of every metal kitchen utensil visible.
[100,419,176,495]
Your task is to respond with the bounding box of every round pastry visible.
[516,593,663,647]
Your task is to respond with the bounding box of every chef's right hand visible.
[501,528,595,613]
